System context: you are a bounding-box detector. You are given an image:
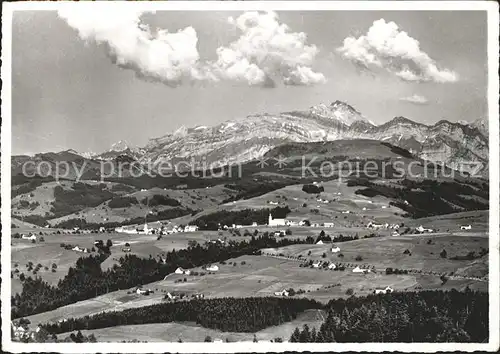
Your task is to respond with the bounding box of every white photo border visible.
[1,1,499,353]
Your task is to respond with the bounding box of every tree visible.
[204,335,212,342]
[290,327,301,342]
[106,239,113,248]
[440,249,447,258]
[253,334,258,342]
[299,324,311,342]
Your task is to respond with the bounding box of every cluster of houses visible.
[312,260,337,270]
[115,222,199,235]
[367,222,400,230]
[274,289,290,297]
[208,238,228,245]
[72,245,89,253]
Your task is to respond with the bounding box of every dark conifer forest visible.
[289,288,487,342]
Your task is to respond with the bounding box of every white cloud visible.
[400,94,429,105]
[213,11,325,86]
[58,9,325,87]
[337,19,458,83]
[58,8,215,87]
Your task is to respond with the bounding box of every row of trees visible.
[41,297,323,335]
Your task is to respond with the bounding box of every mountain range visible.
[13,100,489,176]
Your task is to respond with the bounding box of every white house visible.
[312,260,322,268]
[136,287,149,295]
[391,231,400,237]
[166,292,178,300]
[175,267,191,275]
[205,264,219,272]
[184,225,199,232]
[252,222,258,226]
[416,225,434,233]
[460,225,472,230]
[331,246,341,253]
[268,213,286,227]
[367,221,386,229]
[352,266,370,274]
[328,263,336,270]
[274,289,289,297]
[374,286,394,294]
[72,246,83,252]
[22,234,37,241]
[316,240,324,245]
[342,211,350,214]
[323,222,335,228]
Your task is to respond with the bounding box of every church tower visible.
[268,212,272,226]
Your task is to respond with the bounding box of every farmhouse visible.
[328,263,336,270]
[136,287,151,295]
[205,264,219,272]
[21,234,37,241]
[460,225,472,230]
[268,213,287,227]
[367,221,388,229]
[416,225,434,233]
[175,267,191,275]
[352,266,371,274]
[184,225,199,232]
[374,286,394,294]
[316,240,324,245]
[331,246,341,253]
[274,289,290,297]
[323,222,335,228]
[342,211,350,214]
[312,260,322,268]
[122,247,131,252]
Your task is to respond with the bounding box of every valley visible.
[9,108,491,344]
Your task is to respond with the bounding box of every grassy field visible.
[59,309,327,342]
[24,222,487,328]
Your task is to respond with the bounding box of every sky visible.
[12,9,488,155]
